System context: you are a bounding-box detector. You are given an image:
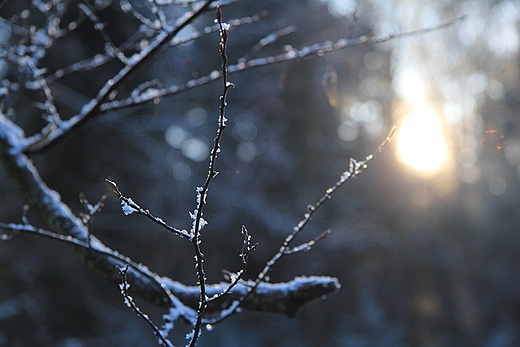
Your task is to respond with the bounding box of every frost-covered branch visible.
[118,266,174,347]
[78,193,107,247]
[0,111,185,310]
[207,225,258,305]
[238,24,296,63]
[45,29,146,84]
[237,127,397,310]
[98,16,464,114]
[23,0,216,153]
[1,4,342,342]
[0,0,464,345]
[283,229,331,255]
[44,11,264,86]
[105,179,192,240]
[78,3,129,65]
[186,7,234,345]
[0,218,336,319]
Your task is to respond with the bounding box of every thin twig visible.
[283,229,331,255]
[239,126,397,309]
[78,3,128,64]
[44,11,265,86]
[206,225,257,304]
[105,179,192,240]
[98,16,465,114]
[118,266,174,347]
[238,25,296,63]
[0,221,194,319]
[23,0,216,154]
[188,6,233,346]
[79,193,107,247]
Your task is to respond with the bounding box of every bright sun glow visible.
[397,109,448,173]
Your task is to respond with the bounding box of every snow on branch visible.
[1,101,339,329]
[0,220,339,318]
[0,1,463,345]
[231,127,397,315]
[161,275,341,320]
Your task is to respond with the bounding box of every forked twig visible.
[98,16,465,114]
[207,226,258,303]
[241,126,397,306]
[118,265,173,347]
[198,126,397,327]
[23,0,216,153]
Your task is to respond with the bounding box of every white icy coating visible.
[121,198,138,215]
[160,275,340,304]
[0,112,30,154]
[138,87,161,100]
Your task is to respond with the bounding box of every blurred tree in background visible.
[0,0,519,346]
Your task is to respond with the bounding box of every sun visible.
[397,108,448,173]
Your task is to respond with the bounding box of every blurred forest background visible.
[1,0,520,346]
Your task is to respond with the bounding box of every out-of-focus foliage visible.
[0,0,519,346]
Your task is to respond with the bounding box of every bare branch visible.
[78,3,129,64]
[207,225,257,304]
[0,221,338,318]
[79,192,107,247]
[23,0,216,154]
[118,266,174,347]
[121,0,163,30]
[188,6,233,345]
[105,179,192,240]
[283,229,331,255]
[23,56,61,126]
[238,25,297,63]
[46,28,147,83]
[44,11,265,87]
[99,16,465,114]
[237,126,397,313]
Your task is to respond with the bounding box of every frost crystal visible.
[121,199,138,215]
[123,296,133,308]
[185,328,201,343]
[138,88,161,101]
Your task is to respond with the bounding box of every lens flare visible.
[397,109,448,173]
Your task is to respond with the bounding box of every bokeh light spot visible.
[182,138,208,162]
[237,142,257,162]
[173,162,191,181]
[186,107,207,126]
[489,175,507,196]
[165,125,187,148]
